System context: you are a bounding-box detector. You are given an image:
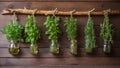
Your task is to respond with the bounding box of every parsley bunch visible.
[25,15,41,44]
[84,15,96,53]
[2,21,24,43]
[64,17,77,55]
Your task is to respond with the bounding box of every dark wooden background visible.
[0,0,120,68]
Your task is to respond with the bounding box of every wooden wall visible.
[0,0,120,68]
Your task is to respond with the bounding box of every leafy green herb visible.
[44,16,61,41]
[100,11,113,44]
[2,21,24,43]
[25,15,41,44]
[25,15,40,55]
[64,17,77,55]
[64,17,77,40]
[84,15,96,53]
[44,16,61,54]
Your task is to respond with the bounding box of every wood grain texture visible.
[1,57,120,66]
[0,48,120,58]
[1,65,120,68]
[0,1,120,67]
[0,0,120,2]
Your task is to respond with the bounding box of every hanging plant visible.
[44,16,61,54]
[100,10,113,53]
[64,17,77,55]
[84,12,96,53]
[2,13,24,55]
[25,14,41,55]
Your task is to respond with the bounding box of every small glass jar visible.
[70,40,77,55]
[103,41,111,53]
[50,40,59,54]
[9,40,20,55]
[30,43,39,55]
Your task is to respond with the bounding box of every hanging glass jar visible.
[25,9,41,55]
[84,8,96,53]
[103,41,111,53]
[50,40,59,54]
[9,40,20,55]
[2,11,24,55]
[70,40,77,55]
[100,9,113,54]
[30,43,39,55]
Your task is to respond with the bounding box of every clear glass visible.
[30,43,39,55]
[103,41,111,53]
[50,40,59,54]
[9,40,20,55]
[70,40,77,55]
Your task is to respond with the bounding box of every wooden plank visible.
[30,2,120,10]
[1,65,120,68]
[0,0,120,2]
[0,57,120,66]
[0,48,120,58]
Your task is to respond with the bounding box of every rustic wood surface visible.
[0,0,120,68]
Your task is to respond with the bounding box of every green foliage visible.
[44,16,61,41]
[84,15,96,53]
[25,15,41,44]
[2,21,24,43]
[64,17,77,55]
[64,17,77,40]
[100,11,113,44]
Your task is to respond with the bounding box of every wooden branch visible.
[2,9,120,15]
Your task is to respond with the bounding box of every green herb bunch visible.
[44,16,61,54]
[84,15,96,53]
[64,17,77,55]
[100,11,113,44]
[64,17,77,40]
[25,15,41,44]
[2,21,24,43]
[44,16,61,41]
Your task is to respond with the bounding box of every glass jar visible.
[70,40,77,55]
[103,41,111,53]
[30,43,39,55]
[50,40,59,54]
[9,40,20,55]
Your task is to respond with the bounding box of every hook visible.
[88,8,95,16]
[104,9,111,14]
[52,8,58,18]
[12,11,17,24]
[32,9,37,15]
[70,9,76,18]
[24,6,27,10]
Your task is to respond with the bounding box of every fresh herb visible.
[100,10,113,53]
[44,16,61,54]
[25,15,41,44]
[2,21,24,43]
[84,15,96,53]
[100,11,113,44]
[64,17,77,55]
[25,15,41,55]
[64,17,77,40]
[44,16,61,40]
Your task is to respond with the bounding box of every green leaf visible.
[84,15,96,53]
[2,21,24,42]
[44,16,61,40]
[25,15,41,43]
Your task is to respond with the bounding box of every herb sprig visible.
[2,21,24,43]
